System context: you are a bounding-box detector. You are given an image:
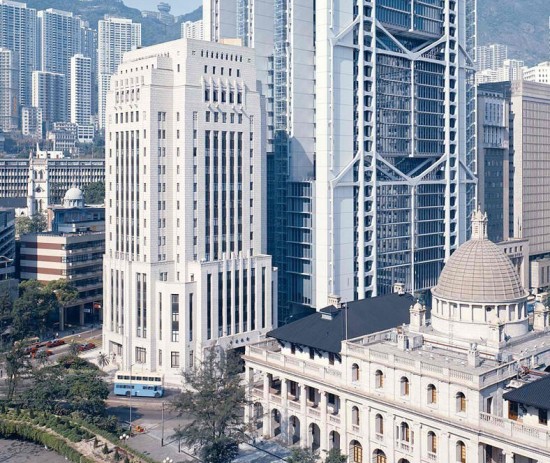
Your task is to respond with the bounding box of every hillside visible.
[478,0,549,65]
[26,0,202,47]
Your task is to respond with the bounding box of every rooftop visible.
[503,375,550,409]
[267,292,416,353]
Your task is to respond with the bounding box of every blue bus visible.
[114,371,164,398]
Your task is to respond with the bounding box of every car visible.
[46,339,66,348]
[78,342,96,352]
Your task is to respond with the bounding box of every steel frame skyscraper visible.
[205,0,477,314]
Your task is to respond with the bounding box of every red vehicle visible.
[78,342,96,352]
[46,339,66,348]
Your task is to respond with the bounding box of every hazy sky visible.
[125,0,201,16]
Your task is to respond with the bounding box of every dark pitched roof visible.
[267,293,417,353]
[503,375,550,410]
[0,197,26,208]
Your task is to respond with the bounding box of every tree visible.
[0,290,13,329]
[97,352,110,370]
[35,349,50,367]
[201,437,239,463]
[22,357,109,418]
[4,344,32,400]
[68,340,81,357]
[11,280,59,340]
[170,348,247,461]
[324,448,347,463]
[15,213,47,236]
[83,181,105,204]
[45,279,78,330]
[286,448,319,463]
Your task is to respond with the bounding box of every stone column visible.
[263,374,270,437]
[320,391,328,451]
[281,378,289,442]
[244,367,254,424]
[300,383,308,445]
[503,450,515,463]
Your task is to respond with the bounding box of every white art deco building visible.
[102,38,277,384]
[245,210,550,463]
[203,0,477,318]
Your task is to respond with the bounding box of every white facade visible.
[0,47,19,131]
[524,61,550,85]
[181,19,204,40]
[476,59,526,84]
[245,213,550,463]
[97,16,141,129]
[21,105,42,138]
[70,54,93,142]
[102,38,277,384]
[475,44,508,72]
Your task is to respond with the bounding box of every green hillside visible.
[478,0,549,65]
[26,0,202,47]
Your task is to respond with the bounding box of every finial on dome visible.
[471,205,488,240]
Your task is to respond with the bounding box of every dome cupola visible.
[63,186,85,208]
[430,208,529,347]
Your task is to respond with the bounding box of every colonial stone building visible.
[245,210,550,463]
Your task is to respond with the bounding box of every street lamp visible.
[119,433,130,442]
[162,458,173,463]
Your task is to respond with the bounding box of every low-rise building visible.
[19,188,104,328]
[244,211,550,463]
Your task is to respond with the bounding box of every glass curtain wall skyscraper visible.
[205,0,477,314]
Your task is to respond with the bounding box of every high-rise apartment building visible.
[0,47,19,131]
[0,0,38,108]
[70,54,93,143]
[38,8,94,119]
[475,43,508,72]
[181,19,204,40]
[32,70,67,127]
[20,105,42,138]
[97,16,141,129]
[204,0,477,316]
[476,59,526,84]
[102,38,277,383]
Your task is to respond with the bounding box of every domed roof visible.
[432,209,527,304]
[64,187,83,201]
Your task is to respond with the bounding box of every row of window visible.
[351,365,467,412]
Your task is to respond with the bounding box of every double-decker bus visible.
[113,371,164,398]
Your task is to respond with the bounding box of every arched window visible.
[375,414,384,435]
[400,422,410,442]
[428,431,437,454]
[350,440,363,463]
[375,370,384,388]
[427,384,437,404]
[456,392,466,413]
[352,406,360,426]
[456,441,466,463]
[352,363,360,382]
[400,377,410,396]
[373,449,386,463]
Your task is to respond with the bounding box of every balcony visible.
[479,412,550,448]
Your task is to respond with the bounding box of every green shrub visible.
[102,443,109,454]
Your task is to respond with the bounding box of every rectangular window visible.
[171,351,180,368]
[171,294,179,342]
[540,408,548,425]
[158,349,162,366]
[135,347,146,363]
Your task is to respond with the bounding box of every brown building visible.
[18,188,104,329]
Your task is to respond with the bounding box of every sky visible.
[124,0,201,16]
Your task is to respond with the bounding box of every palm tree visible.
[97,351,110,369]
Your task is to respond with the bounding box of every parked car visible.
[46,339,66,348]
[78,342,96,352]
[31,349,53,359]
